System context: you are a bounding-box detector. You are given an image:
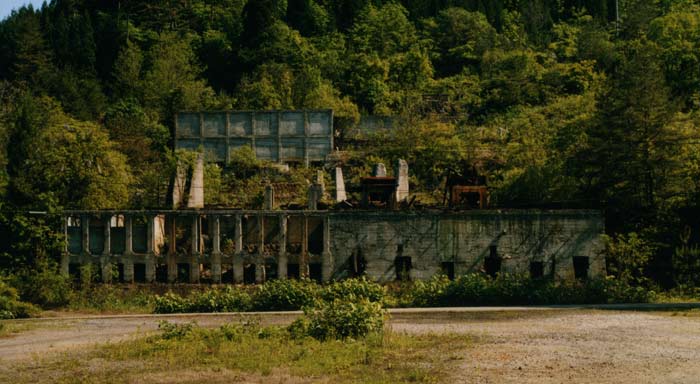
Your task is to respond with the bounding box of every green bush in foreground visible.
[320,277,386,304]
[0,280,38,319]
[10,263,73,308]
[154,287,253,314]
[253,279,318,311]
[400,273,654,307]
[294,298,386,340]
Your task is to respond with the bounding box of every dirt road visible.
[2,308,699,383]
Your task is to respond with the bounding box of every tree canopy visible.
[1,0,700,285]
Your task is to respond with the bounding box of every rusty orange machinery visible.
[449,185,489,209]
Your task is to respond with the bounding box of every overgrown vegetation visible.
[0,280,37,319]
[0,318,469,384]
[149,275,653,317]
[1,0,700,290]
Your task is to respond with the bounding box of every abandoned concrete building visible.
[60,109,606,284]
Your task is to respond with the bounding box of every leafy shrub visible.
[155,288,252,313]
[158,320,196,340]
[10,262,73,308]
[253,279,318,311]
[154,292,192,314]
[305,298,386,340]
[409,275,451,307]
[0,280,39,319]
[190,287,252,312]
[320,277,385,303]
[393,273,654,307]
[286,317,311,339]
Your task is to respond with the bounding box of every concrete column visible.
[322,216,333,282]
[167,215,178,283]
[211,215,222,283]
[145,215,156,283]
[277,215,288,279]
[300,215,309,278]
[256,215,265,284]
[125,215,134,255]
[335,167,347,202]
[123,257,134,283]
[100,215,112,283]
[233,214,244,283]
[395,159,409,203]
[264,185,275,210]
[101,259,113,284]
[81,215,90,257]
[190,215,200,283]
[102,215,112,256]
[60,216,69,276]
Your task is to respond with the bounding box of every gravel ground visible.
[390,310,700,383]
[2,309,699,383]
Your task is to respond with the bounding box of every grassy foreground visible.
[0,321,471,384]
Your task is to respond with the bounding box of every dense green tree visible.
[10,98,131,210]
[573,39,699,231]
[425,7,498,76]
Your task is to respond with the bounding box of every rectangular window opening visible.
[530,261,544,279]
[134,263,146,283]
[441,261,455,280]
[573,256,590,280]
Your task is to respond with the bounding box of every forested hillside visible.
[1,0,700,287]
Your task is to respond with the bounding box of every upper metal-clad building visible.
[175,110,334,164]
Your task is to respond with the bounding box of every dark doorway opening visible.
[573,256,589,280]
[395,256,412,281]
[309,263,322,282]
[134,263,146,283]
[485,245,501,277]
[530,261,544,279]
[243,264,256,284]
[115,263,125,283]
[287,263,300,279]
[156,264,168,283]
[222,264,234,283]
[177,263,190,283]
[441,261,455,280]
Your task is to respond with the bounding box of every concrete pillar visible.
[335,167,347,202]
[125,215,134,255]
[211,215,222,283]
[264,185,275,210]
[322,216,333,282]
[372,163,387,177]
[81,215,90,257]
[99,215,112,283]
[60,216,69,276]
[233,214,244,283]
[101,258,113,284]
[123,257,134,284]
[277,215,288,279]
[102,215,112,257]
[316,170,325,196]
[300,215,309,278]
[395,159,409,202]
[187,154,204,208]
[308,184,321,210]
[172,161,188,209]
[168,215,178,283]
[190,215,200,283]
[256,215,265,284]
[145,215,156,283]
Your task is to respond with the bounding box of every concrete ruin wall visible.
[175,110,333,164]
[61,209,605,283]
[329,210,605,281]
